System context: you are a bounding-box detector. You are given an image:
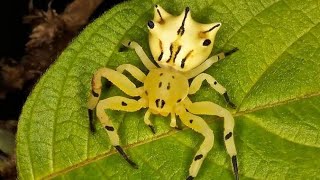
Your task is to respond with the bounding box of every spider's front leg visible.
[122,40,157,70]
[88,66,146,131]
[185,48,238,79]
[88,67,146,168]
[189,73,236,108]
[96,96,147,168]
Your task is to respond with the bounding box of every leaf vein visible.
[237,21,319,110]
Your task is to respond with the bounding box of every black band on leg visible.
[225,48,239,57]
[118,45,129,52]
[186,176,194,180]
[114,145,138,169]
[223,92,236,109]
[148,125,156,134]
[232,155,239,180]
[91,90,99,97]
[88,109,96,132]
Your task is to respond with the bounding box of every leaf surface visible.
[17,0,320,179]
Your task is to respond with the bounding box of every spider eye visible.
[147,21,155,29]
[203,39,211,46]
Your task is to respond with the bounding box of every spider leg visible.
[185,48,238,79]
[144,110,155,134]
[88,67,145,131]
[170,111,180,129]
[186,100,238,180]
[96,96,146,169]
[122,40,158,70]
[189,73,236,109]
[175,108,214,179]
[116,64,146,82]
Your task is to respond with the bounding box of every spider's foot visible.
[174,126,182,130]
[114,145,138,169]
[225,47,239,57]
[228,101,237,109]
[88,109,96,133]
[186,175,194,180]
[223,92,237,109]
[118,45,129,52]
[232,155,239,180]
[148,125,156,134]
[121,39,132,48]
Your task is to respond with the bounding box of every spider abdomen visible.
[144,68,189,116]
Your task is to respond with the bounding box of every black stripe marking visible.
[223,92,236,109]
[225,47,239,57]
[225,132,232,140]
[88,109,95,132]
[167,83,171,90]
[92,90,99,97]
[155,6,163,21]
[189,119,193,123]
[166,44,174,63]
[177,7,190,35]
[160,73,163,76]
[158,52,163,61]
[159,82,162,88]
[180,50,193,68]
[204,23,221,33]
[194,154,203,161]
[161,100,165,108]
[180,58,186,68]
[105,126,114,131]
[114,145,138,169]
[155,99,160,107]
[177,99,182,103]
[148,125,156,134]
[173,46,181,63]
[232,155,239,180]
[121,101,127,106]
[186,176,194,180]
[214,81,217,85]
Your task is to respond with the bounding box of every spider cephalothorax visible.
[88,5,239,180]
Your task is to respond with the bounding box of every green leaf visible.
[17,0,320,179]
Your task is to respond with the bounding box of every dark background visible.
[0,0,126,120]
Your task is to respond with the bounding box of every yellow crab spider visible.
[88,5,239,180]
